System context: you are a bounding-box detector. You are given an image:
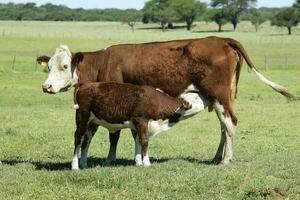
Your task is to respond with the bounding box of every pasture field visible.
[0,21,300,199]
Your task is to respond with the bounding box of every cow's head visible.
[39,45,79,94]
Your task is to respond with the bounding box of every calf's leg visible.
[80,123,98,169]
[71,110,89,170]
[103,130,120,166]
[133,118,150,167]
[131,130,144,166]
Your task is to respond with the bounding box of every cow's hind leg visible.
[80,123,98,169]
[212,101,237,165]
[103,131,120,166]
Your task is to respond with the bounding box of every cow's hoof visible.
[220,158,232,165]
[212,157,222,165]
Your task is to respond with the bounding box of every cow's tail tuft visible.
[227,38,298,101]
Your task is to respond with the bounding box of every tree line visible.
[1,0,300,35]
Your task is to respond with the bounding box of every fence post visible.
[264,55,267,71]
[12,53,16,71]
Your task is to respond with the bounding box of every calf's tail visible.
[227,38,298,100]
[73,84,81,110]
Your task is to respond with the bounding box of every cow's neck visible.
[76,51,106,84]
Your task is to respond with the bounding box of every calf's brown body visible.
[72,82,189,169]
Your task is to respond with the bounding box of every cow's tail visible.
[73,84,81,110]
[227,39,298,100]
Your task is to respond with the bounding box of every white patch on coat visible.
[183,84,199,94]
[89,113,135,132]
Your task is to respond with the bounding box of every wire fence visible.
[1,51,299,74]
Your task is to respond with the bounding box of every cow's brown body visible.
[39,36,296,166]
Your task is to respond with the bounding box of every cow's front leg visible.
[80,123,98,169]
[103,130,120,166]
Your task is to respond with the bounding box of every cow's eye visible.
[63,65,68,69]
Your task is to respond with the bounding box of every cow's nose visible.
[42,84,53,93]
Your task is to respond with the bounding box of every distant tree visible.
[211,9,228,32]
[211,0,257,31]
[122,9,141,32]
[271,7,299,35]
[170,0,206,31]
[294,0,300,11]
[248,8,266,32]
[142,0,176,31]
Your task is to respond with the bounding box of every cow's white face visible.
[42,45,78,93]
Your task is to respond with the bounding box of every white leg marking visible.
[142,152,151,167]
[71,136,84,170]
[214,101,236,165]
[135,136,143,166]
[72,146,81,170]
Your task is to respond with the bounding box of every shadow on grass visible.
[1,156,213,171]
[263,33,291,36]
[137,25,195,30]
[192,30,231,33]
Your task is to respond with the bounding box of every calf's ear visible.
[71,52,84,65]
[36,55,50,66]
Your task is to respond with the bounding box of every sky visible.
[0,0,295,9]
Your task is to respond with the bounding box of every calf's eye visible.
[63,65,68,69]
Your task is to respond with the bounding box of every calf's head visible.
[39,45,79,94]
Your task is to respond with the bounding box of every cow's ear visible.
[71,52,84,65]
[37,55,50,66]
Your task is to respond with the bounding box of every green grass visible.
[0,21,300,199]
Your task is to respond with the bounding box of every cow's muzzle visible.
[42,84,54,94]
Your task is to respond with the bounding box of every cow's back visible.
[105,37,231,97]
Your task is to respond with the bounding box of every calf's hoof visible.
[71,165,79,170]
[135,160,143,166]
[80,163,88,169]
[71,160,79,170]
[103,159,116,167]
[143,161,151,167]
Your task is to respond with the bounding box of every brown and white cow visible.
[71,82,206,169]
[38,36,296,166]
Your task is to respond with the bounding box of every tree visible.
[211,9,228,32]
[142,0,176,31]
[170,0,206,31]
[271,7,299,35]
[211,0,257,31]
[294,0,300,11]
[122,9,141,32]
[248,8,266,32]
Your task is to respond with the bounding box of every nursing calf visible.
[71,82,207,169]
